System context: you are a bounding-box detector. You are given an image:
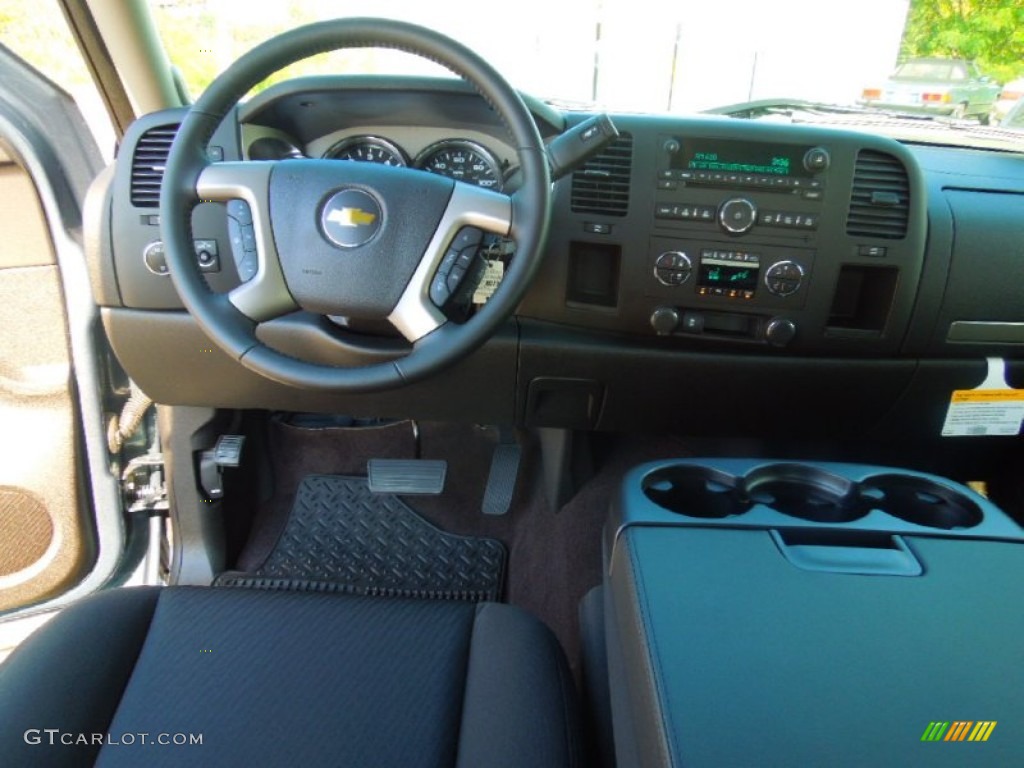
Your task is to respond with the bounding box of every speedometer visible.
[415,140,504,191]
[323,136,408,166]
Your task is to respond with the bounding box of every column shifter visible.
[546,115,620,181]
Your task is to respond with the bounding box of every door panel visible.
[0,146,93,611]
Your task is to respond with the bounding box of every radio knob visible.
[765,317,797,347]
[803,147,830,173]
[718,198,757,234]
[650,306,680,336]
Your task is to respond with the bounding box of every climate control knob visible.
[650,306,680,336]
[718,198,758,234]
[653,251,692,286]
[764,260,805,296]
[765,317,797,347]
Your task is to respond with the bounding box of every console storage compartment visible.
[604,459,1024,767]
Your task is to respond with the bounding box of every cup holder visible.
[860,474,983,530]
[639,461,995,532]
[743,464,867,523]
[642,466,750,519]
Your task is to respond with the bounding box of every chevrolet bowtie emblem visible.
[326,207,378,228]
[320,189,383,248]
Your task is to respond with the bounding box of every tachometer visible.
[323,136,408,166]
[415,140,504,191]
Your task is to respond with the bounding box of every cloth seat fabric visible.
[0,586,582,767]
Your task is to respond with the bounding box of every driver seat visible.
[0,586,582,767]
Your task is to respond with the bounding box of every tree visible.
[900,0,1024,83]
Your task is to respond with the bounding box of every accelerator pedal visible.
[482,429,521,516]
[367,459,447,495]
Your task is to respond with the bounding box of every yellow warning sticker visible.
[942,358,1024,437]
[943,391,1024,436]
[951,389,1024,404]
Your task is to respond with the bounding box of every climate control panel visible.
[647,237,813,311]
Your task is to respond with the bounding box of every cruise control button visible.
[237,254,258,282]
[227,199,252,225]
[452,227,484,252]
[455,249,477,271]
[241,225,257,253]
[440,248,460,274]
[447,265,467,293]
[430,275,450,306]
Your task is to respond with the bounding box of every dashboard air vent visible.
[845,150,910,239]
[130,124,179,207]
[570,132,633,217]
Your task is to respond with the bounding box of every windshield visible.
[893,61,962,80]
[146,0,1024,148]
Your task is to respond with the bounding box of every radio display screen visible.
[698,251,760,297]
[675,139,808,178]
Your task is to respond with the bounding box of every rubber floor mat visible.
[218,475,506,602]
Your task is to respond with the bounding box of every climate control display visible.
[697,250,760,298]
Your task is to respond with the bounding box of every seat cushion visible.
[0,586,581,768]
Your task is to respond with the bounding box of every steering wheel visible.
[160,18,550,391]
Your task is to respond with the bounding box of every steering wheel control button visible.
[320,188,383,248]
[654,251,692,287]
[143,241,169,276]
[452,226,484,252]
[227,199,253,225]
[719,198,758,234]
[764,260,805,296]
[430,226,490,311]
[194,239,220,273]
[237,254,258,283]
[227,213,258,282]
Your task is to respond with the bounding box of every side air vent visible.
[845,149,910,239]
[130,124,179,207]
[570,132,633,217]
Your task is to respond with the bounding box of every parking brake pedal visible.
[367,459,447,495]
[482,429,521,516]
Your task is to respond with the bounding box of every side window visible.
[0,1,115,160]
[950,64,967,81]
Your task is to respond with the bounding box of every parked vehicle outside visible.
[994,76,1024,123]
[859,57,1002,122]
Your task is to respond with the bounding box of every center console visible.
[523,116,929,355]
[601,460,1024,767]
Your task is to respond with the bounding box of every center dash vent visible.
[845,149,910,239]
[130,124,179,207]
[570,132,633,217]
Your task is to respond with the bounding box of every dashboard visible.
[88,76,1024,439]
